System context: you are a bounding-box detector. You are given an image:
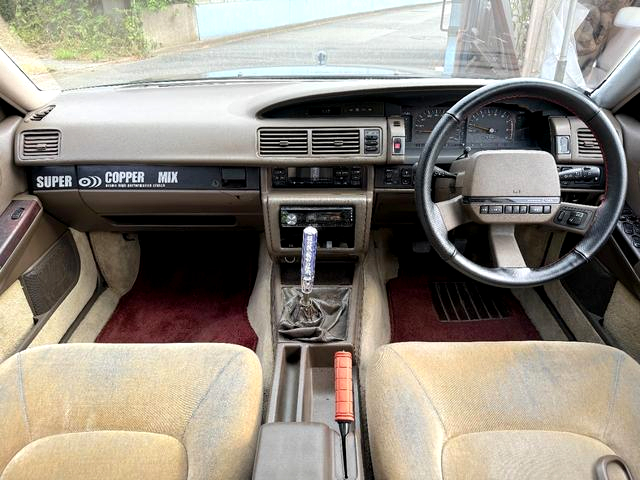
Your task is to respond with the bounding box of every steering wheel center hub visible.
[458,149,561,224]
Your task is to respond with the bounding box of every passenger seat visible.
[0,343,262,480]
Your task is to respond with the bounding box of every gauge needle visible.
[470,124,496,134]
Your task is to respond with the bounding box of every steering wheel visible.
[416,78,627,287]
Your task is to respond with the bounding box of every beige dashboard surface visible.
[14,78,484,166]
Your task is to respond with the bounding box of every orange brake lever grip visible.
[334,351,354,423]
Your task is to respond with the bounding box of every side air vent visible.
[577,128,602,158]
[21,130,60,158]
[27,105,55,122]
[311,129,361,155]
[259,129,308,156]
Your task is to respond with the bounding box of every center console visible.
[262,166,373,257]
[257,167,371,478]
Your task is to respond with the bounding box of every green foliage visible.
[0,0,16,22]
[5,0,193,61]
[138,0,193,12]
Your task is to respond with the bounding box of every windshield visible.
[1,0,639,91]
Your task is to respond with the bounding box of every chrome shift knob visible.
[301,226,318,295]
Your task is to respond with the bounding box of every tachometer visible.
[466,107,514,147]
[413,107,463,147]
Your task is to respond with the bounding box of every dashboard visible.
[13,79,605,245]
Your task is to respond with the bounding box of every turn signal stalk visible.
[334,351,354,479]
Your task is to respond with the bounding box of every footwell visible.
[387,256,540,343]
[96,233,259,350]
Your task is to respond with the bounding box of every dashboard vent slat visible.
[21,130,60,158]
[27,105,55,122]
[311,129,361,155]
[259,129,308,156]
[577,128,602,158]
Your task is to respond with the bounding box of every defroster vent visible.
[21,130,60,158]
[259,129,308,156]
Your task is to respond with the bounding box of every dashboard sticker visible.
[31,166,259,191]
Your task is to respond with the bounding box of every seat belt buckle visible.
[595,455,635,480]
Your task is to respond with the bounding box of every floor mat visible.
[96,233,259,350]
[388,256,540,343]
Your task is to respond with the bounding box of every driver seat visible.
[366,342,639,479]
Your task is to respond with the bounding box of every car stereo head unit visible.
[272,167,363,188]
[280,206,354,228]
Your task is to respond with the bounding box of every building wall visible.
[142,3,199,48]
[195,0,432,40]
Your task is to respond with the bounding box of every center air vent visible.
[259,129,308,156]
[577,128,602,158]
[311,129,360,155]
[21,130,60,158]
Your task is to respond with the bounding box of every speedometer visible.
[466,107,514,147]
[413,107,463,147]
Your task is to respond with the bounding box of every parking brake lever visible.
[335,351,354,479]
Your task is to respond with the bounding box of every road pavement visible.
[34,4,449,90]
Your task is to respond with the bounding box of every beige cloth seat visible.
[366,341,640,480]
[0,343,263,480]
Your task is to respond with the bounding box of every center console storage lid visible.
[252,422,345,480]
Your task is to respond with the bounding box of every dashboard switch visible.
[480,205,489,214]
[392,136,405,155]
[529,205,544,214]
[488,205,503,214]
[567,211,586,226]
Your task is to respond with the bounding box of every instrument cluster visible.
[402,104,534,155]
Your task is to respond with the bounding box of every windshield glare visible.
[1,0,639,91]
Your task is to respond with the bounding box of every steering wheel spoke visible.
[435,196,471,232]
[489,224,526,268]
[546,202,598,234]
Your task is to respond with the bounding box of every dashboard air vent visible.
[28,105,55,122]
[577,128,602,158]
[21,130,60,158]
[259,129,308,156]
[311,129,361,155]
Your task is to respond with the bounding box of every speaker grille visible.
[21,231,80,320]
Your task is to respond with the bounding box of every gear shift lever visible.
[300,226,318,310]
[278,225,348,342]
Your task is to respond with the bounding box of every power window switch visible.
[10,207,24,220]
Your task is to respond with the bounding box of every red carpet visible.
[96,233,258,350]
[388,258,540,343]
